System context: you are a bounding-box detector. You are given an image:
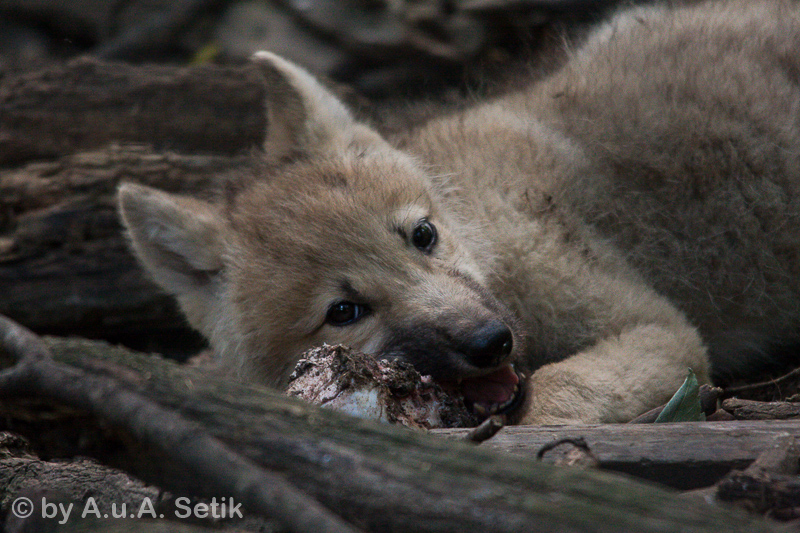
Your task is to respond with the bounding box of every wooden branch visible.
[718,471,800,519]
[435,420,800,490]
[0,57,268,346]
[0,58,263,347]
[0,316,783,532]
[0,452,161,528]
[721,399,800,420]
[714,435,800,519]
[745,434,800,476]
[0,146,248,349]
[0,316,357,533]
[0,58,265,165]
[462,415,504,443]
[723,366,800,397]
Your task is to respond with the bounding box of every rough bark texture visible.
[0,146,253,354]
[0,58,265,165]
[0,323,784,533]
[436,420,800,490]
[0,58,272,353]
[721,398,800,420]
[0,433,280,533]
[0,450,162,532]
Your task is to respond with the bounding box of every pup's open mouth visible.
[440,364,525,420]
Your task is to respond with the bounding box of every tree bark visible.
[721,398,800,420]
[0,146,250,353]
[0,58,270,351]
[0,58,265,165]
[437,420,800,490]
[0,317,784,533]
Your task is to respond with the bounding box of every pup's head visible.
[118,52,524,418]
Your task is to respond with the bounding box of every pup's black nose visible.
[465,321,514,368]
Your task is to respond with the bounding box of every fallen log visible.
[0,315,784,532]
[0,58,270,351]
[0,146,251,353]
[709,434,800,519]
[436,420,800,490]
[0,58,265,166]
[0,452,161,531]
[0,58,251,347]
[721,398,800,420]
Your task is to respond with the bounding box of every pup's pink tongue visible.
[461,365,519,406]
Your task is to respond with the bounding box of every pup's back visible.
[119,0,800,424]
[408,0,800,378]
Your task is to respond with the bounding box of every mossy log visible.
[0,316,784,533]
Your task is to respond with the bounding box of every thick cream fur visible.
[120,0,800,424]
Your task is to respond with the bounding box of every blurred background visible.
[0,0,646,98]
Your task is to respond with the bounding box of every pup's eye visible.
[326,301,369,326]
[412,219,437,253]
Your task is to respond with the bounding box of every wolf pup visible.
[118,0,800,425]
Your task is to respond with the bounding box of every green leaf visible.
[654,369,705,423]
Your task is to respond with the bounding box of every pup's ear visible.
[251,51,380,161]
[117,183,225,329]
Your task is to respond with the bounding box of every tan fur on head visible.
[120,1,800,424]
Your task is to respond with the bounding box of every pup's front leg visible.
[520,322,709,425]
